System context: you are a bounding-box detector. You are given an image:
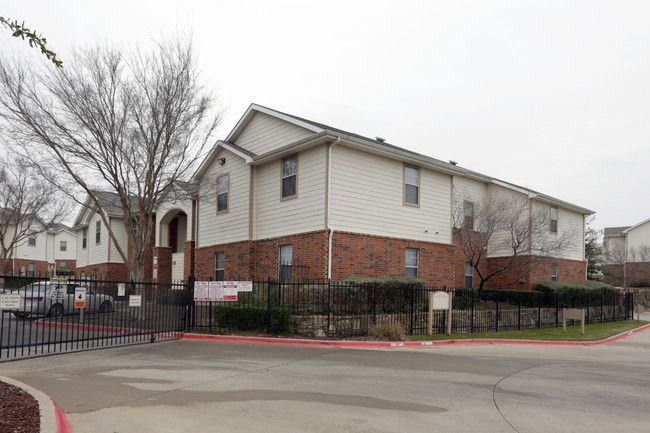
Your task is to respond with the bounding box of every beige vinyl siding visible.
[486,184,529,257]
[234,112,314,155]
[76,228,88,267]
[14,222,48,262]
[108,218,128,264]
[453,177,487,205]
[171,252,184,281]
[54,231,77,261]
[529,200,584,261]
[627,221,650,254]
[198,148,250,247]
[605,236,626,260]
[85,213,109,265]
[254,145,327,239]
[329,145,452,243]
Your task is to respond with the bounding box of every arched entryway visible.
[155,209,192,282]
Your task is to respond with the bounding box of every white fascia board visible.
[226,104,324,143]
[251,131,330,164]
[491,179,537,198]
[191,140,254,182]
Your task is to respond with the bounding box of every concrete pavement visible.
[1,318,649,433]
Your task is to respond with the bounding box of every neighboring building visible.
[1,217,76,277]
[190,104,592,289]
[72,192,138,280]
[603,219,650,285]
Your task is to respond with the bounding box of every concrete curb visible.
[0,375,71,433]
[183,323,650,348]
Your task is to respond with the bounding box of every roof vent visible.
[375,136,386,142]
[449,160,458,166]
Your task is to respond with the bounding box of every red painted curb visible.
[52,398,72,433]
[183,323,650,348]
[34,321,183,340]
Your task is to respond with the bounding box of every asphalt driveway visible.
[2,327,650,433]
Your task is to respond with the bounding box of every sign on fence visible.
[74,287,87,309]
[0,293,20,310]
[193,281,252,302]
[129,295,142,307]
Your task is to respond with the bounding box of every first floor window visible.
[59,261,66,269]
[551,263,558,282]
[215,252,225,281]
[465,262,474,289]
[27,263,35,277]
[405,248,419,278]
[282,156,297,199]
[279,244,293,283]
[217,174,229,213]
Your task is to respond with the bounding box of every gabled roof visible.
[72,191,128,229]
[604,226,631,238]
[194,103,594,215]
[624,217,650,234]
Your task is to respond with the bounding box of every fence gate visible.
[0,275,188,360]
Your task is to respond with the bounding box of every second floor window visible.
[60,241,67,251]
[463,201,474,230]
[96,221,101,245]
[404,166,420,206]
[82,228,87,249]
[217,174,229,213]
[28,231,36,247]
[550,206,558,233]
[282,156,297,199]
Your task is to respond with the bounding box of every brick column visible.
[153,246,173,283]
[184,240,195,281]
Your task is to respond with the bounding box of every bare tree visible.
[453,194,574,291]
[0,36,220,280]
[0,156,68,273]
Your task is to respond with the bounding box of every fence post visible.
[586,293,590,324]
[327,279,331,337]
[601,290,604,323]
[471,289,475,333]
[186,276,195,332]
[409,287,414,335]
[555,291,559,328]
[267,277,272,334]
[537,291,541,329]
[495,291,499,333]
[372,283,377,326]
[517,291,521,331]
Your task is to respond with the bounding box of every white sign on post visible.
[75,287,87,309]
[129,295,142,307]
[0,293,21,310]
[117,284,126,297]
[49,285,67,300]
[428,291,453,336]
[432,292,451,310]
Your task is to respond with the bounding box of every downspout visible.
[327,137,341,280]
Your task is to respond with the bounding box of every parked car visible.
[13,281,114,319]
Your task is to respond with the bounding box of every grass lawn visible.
[410,320,649,342]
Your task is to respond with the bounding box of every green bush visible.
[213,305,289,334]
[345,276,426,289]
[533,280,616,308]
[452,288,541,309]
[629,280,650,288]
[157,289,187,305]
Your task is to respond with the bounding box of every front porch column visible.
[184,240,195,281]
[153,246,173,283]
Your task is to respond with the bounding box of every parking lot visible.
[2,323,650,433]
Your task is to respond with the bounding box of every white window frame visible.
[217,173,229,213]
[405,248,419,278]
[281,155,297,200]
[215,252,225,281]
[95,221,101,245]
[551,263,558,282]
[279,244,293,282]
[403,165,420,206]
[550,206,558,234]
[465,262,474,289]
[463,201,474,230]
[60,240,67,252]
[82,228,87,249]
[28,231,36,247]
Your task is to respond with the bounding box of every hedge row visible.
[213,305,289,334]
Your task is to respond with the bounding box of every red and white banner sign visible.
[193,281,252,302]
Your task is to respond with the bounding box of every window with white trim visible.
[465,262,474,289]
[282,156,297,199]
[464,201,474,230]
[60,240,67,251]
[551,263,558,282]
[28,231,36,247]
[27,263,35,277]
[95,221,101,245]
[215,252,225,281]
[405,248,419,277]
[404,166,420,206]
[279,244,293,283]
[217,174,229,213]
[82,228,87,249]
[550,206,558,234]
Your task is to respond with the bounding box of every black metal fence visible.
[187,279,635,337]
[0,275,187,360]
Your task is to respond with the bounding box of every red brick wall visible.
[153,247,172,282]
[331,231,455,287]
[5,259,49,276]
[452,232,489,289]
[75,263,130,281]
[485,256,587,290]
[56,260,76,270]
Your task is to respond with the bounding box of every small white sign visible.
[432,291,451,310]
[238,281,253,292]
[49,285,67,300]
[117,284,126,297]
[75,287,87,308]
[129,295,142,307]
[194,281,210,301]
[0,293,21,310]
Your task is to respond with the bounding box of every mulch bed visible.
[0,380,40,433]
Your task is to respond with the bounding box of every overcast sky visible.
[4,0,650,231]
